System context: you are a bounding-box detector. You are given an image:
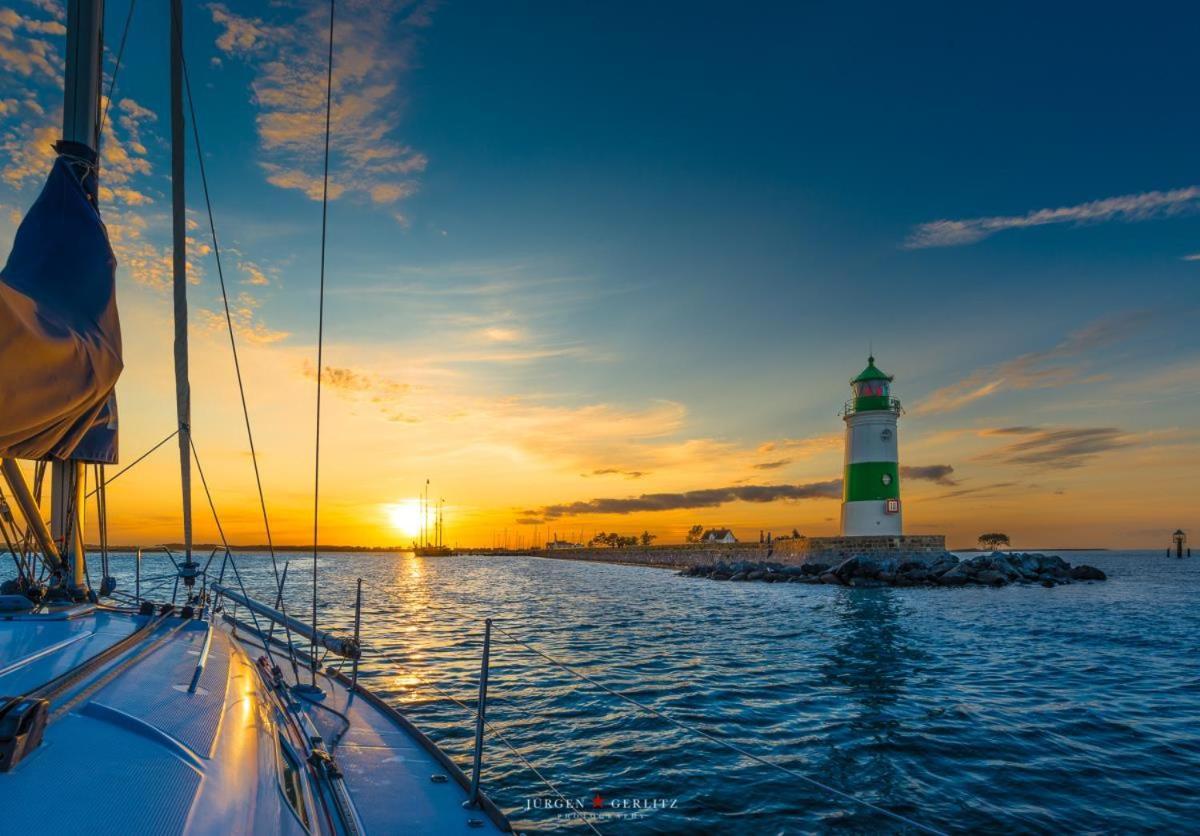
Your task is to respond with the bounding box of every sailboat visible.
[414,484,453,557]
[0,1,508,832]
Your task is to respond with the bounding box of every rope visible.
[310,0,337,685]
[176,41,283,596]
[485,623,945,835]
[85,428,177,498]
[97,0,138,141]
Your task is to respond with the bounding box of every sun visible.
[386,500,422,538]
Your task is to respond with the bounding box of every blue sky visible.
[1,0,1197,546]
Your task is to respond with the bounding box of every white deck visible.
[0,608,509,834]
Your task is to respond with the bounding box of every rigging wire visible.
[97,0,138,143]
[189,435,303,681]
[175,39,283,596]
[84,428,177,499]
[310,0,337,686]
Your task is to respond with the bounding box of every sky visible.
[0,0,1197,549]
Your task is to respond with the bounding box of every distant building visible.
[546,538,581,550]
[701,528,737,544]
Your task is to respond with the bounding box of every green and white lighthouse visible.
[841,356,902,536]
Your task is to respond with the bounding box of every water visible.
[26,550,1200,832]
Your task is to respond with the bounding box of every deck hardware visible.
[0,697,49,772]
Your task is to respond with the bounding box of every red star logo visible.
[592,793,604,809]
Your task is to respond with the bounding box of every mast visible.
[54,0,105,597]
[170,0,194,574]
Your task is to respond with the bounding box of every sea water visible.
[76,550,1200,832]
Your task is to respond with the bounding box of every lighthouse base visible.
[841,500,902,536]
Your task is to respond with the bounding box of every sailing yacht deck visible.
[0,609,509,834]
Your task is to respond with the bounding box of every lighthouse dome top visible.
[851,356,894,385]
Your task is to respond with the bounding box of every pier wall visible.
[527,534,947,571]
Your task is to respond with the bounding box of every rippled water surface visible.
[88,550,1200,831]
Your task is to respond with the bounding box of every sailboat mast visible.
[170,0,193,569]
[53,0,105,597]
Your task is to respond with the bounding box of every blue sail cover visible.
[0,156,121,463]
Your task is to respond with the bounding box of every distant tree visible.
[685,524,704,543]
[978,532,1011,550]
[640,531,657,546]
[792,528,801,539]
[588,531,609,548]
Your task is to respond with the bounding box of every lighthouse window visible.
[881,473,893,486]
[855,380,889,398]
[880,428,893,441]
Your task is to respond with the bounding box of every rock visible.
[801,562,830,577]
[710,572,730,581]
[1040,579,1055,588]
[850,577,887,588]
[818,572,840,585]
[1035,554,1068,573]
[730,572,747,581]
[937,567,971,585]
[746,570,765,581]
[831,556,860,582]
[974,570,1008,586]
[1070,564,1106,581]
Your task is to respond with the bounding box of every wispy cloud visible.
[900,464,958,485]
[527,480,843,521]
[913,310,1156,414]
[208,0,431,207]
[196,291,288,344]
[753,458,791,470]
[906,186,1200,248]
[976,426,1135,469]
[587,468,647,479]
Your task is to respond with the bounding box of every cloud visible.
[977,426,1135,469]
[914,310,1156,414]
[587,468,646,479]
[0,8,63,83]
[531,480,842,520]
[239,260,271,286]
[1183,253,1200,261]
[197,291,288,344]
[900,464,958,485]
[906,186,1200,248]
[753,458,791,470]
[209,1,431,207]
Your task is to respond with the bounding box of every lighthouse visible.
[841,356,902,536]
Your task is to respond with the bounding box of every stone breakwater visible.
[678,551,1108,588]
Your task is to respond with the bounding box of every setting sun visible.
[386,501,422,538]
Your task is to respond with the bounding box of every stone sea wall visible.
[679,551,1107,588]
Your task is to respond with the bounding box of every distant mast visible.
[841,356,902,536]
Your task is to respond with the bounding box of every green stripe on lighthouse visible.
[843,461,900,502]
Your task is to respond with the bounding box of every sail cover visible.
[0,155,122,463]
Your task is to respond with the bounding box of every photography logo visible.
[524,791,680,824]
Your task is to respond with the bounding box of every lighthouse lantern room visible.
[841,356,903,536]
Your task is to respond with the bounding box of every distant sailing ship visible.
[414,479,453,556]
[0,2,506,831]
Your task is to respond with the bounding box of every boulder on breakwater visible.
[677,551,1107,588]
